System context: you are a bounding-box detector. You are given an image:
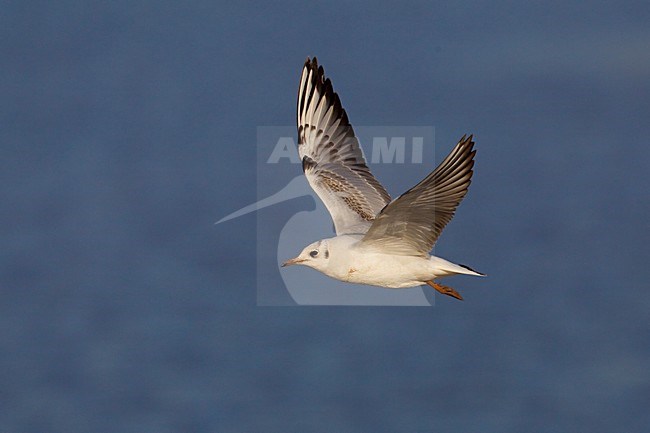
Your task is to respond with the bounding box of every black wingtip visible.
[460,134,475,147]
[304,56,319,71]
[303,57,328,87]
[455,134,476,159]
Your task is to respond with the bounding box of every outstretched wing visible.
[297,57,390,235]
[360,135,476,256]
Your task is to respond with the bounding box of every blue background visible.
[2,1,649,431]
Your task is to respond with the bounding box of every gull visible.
[282,57,484,300]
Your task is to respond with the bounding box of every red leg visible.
[426,281,464,301]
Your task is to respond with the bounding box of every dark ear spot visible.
[324,249,329,259]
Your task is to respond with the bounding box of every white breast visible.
[324,236,435,288]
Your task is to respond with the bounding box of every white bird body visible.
[285,235,483,289]
[282,57,485,300]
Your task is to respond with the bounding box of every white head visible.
[282,239,330,271]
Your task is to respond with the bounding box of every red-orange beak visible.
[281,257,306,267]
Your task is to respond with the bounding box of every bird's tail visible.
[456,263,486,276]
[430,256,486,277]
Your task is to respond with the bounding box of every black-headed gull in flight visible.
[282,57,484,300]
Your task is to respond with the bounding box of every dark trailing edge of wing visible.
[302,155,316,173]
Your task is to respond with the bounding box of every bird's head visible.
[282,239,330,271]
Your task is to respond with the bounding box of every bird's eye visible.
[309,250,318,258]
